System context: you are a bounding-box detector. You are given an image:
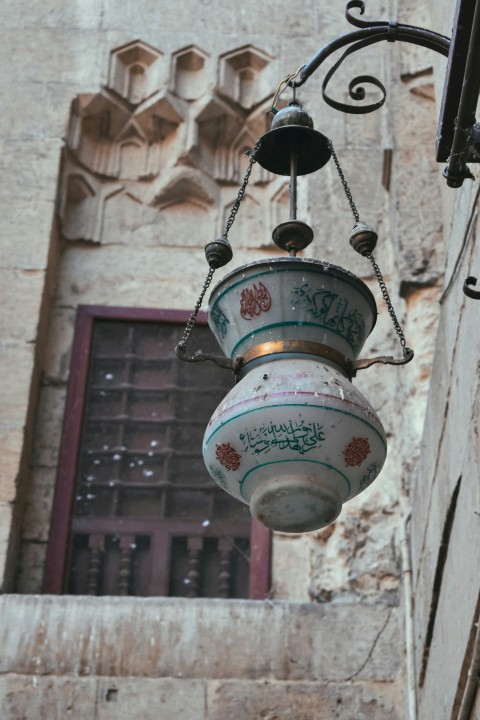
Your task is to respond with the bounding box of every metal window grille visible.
[43,307,270,599]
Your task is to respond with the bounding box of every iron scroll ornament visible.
[288,0,450,115]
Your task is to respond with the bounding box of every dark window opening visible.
[43,306,270,599]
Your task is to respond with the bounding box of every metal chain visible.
[328,139,410,358]
[365,251,407,352]
[328,140,360,223]
[176,266,216,354]
[177,139,261,357]
[223,138,262,240]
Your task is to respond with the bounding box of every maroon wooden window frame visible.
[43,305,270,598]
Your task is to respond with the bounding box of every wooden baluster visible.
[86,535,104,595]
[118,535,135,596]
[186,537,203,598]
[217,538,232,599]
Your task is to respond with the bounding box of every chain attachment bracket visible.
[175,343,243,373]
[349,347,414,376]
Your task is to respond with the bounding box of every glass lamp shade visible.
[202,258,387,533]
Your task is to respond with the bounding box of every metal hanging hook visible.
[463,275,480,299]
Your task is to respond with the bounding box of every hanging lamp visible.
[176,98,413,533]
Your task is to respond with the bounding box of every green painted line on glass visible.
[239,458,351,500]
[230,321,361,357]
[211,267,376,312]
[204,402,387,451]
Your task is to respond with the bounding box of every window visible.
[43,306,270,598]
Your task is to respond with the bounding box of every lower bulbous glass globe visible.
[202,358,387,533]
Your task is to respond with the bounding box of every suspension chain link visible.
[328,140,360,224]
[328,139,410,359]
[366,251,407,352]
[176,140,261,361]
[176,267,216,355]
[223,138,262,240]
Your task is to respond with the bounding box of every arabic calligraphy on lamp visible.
[202,257,387,533]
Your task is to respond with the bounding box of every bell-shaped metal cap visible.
[256,103,331,176]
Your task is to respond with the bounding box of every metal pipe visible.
[289,153,298,220]
[401,512,417,720]
[445,0,480,187]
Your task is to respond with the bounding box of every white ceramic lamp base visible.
[203,358,387,533]
[249,474,342,533]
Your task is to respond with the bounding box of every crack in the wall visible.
[413,198,480,588]
[344,608,393,682]
[450,589,480,719]
[440,187,480,305]
[419,475,462,688]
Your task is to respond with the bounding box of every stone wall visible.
[0,595,402,719]
[407,1,480,717]
[410,118,480,719]
[410,186,480,718]
[0,0,462,717]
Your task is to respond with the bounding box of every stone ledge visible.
[0,595,401,682]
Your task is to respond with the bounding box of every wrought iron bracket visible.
[463,276,480,300]
[290,1,450,114]
[289,0,480,187]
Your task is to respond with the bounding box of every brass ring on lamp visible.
[240,340,351,376]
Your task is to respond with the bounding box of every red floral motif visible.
[343,437,371,467]
[216,442,241,471]
[240,282,272,320]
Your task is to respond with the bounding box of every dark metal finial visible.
[350,222,378,255]
[205,237,233,269]
[463,276,480,300]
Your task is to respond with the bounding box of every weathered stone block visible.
[32,386,66,467]
[410,317,450,522]
[411,250,480,680]
[271,533,311,602]
[412,435,460,680]
[0,427,24,503]
[207,679,403,720]
[0,269,46,342]
[308,500,401,605]
[0,675,97,719]
[0,341,35,427]
[95,678,206,720]
[41,307,76,383]
[0,596,402,683]
[13,541,47,594]
[389,147,444,284]
[0,199,54,270]
[306,149,389,273]
[21,468,56,543]
[0,28,109,86]
[417,418,480,718]
[0,139,62,203]
[2,0,104,29]
[56,244,213,309]
[0,504,13,590]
